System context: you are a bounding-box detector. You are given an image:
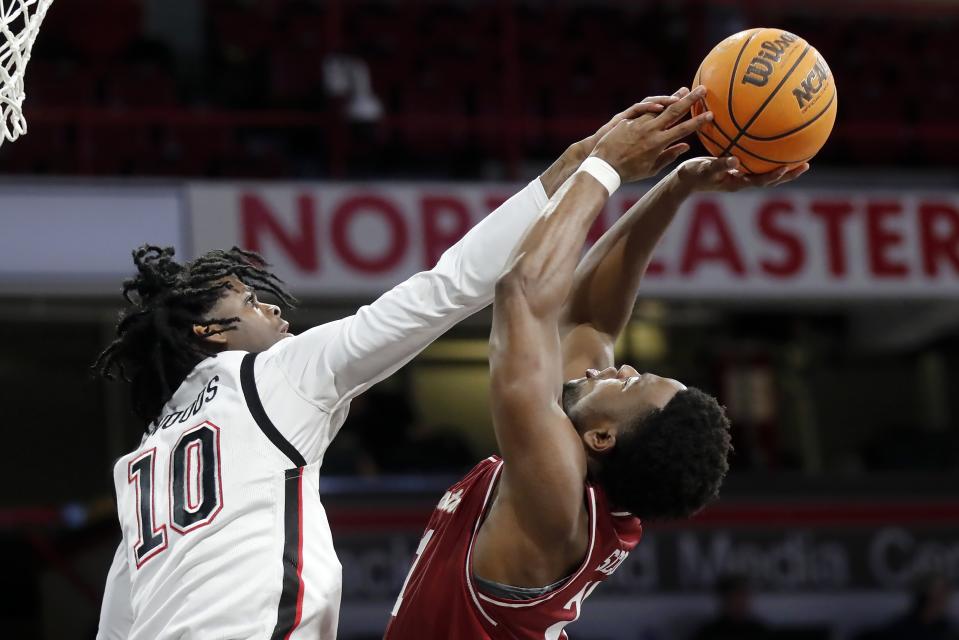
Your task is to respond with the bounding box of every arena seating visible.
[3,0,956,176]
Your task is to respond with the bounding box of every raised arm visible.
[561,154,809,380]
[486,91,712,544]
[270,103,686,410]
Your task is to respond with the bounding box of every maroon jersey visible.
[385,456,643,639]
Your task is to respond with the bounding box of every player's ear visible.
[583,426,617,454]
[193,323,229,346]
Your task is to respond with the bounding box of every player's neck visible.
[584,454,604,485]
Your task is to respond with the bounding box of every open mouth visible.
[279,321,290,333]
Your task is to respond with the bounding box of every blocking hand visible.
[576,91,686,154]
[591,85,712,183]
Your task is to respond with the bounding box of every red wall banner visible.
[188,183,959,298]
[2,182,957,298]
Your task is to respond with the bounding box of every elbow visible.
[496,264,559,318]
[496,256,545,299]
[495,268,528,301]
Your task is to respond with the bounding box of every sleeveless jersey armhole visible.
[466,466,598,611]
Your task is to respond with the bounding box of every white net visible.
[0,0,53,147]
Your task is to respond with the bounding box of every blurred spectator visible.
[858,574,958,640]
[691,574,771,640]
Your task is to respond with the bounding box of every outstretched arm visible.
[488,174,612,540]
[561,156,809,380]
[486,91,711,545]
[268,104,674,410]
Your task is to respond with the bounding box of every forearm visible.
[438,144,585,302]
[426,177,549,309]
[503,172,610,316]
[275,176,553,407]
[566,170,690,333]
[539,142,589,198]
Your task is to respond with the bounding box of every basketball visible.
[7,4,959,640]
[691,28,837,173]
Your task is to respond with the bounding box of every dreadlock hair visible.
[598,387,732,522]
[93,245,296,425]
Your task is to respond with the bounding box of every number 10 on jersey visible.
[127,421,224,568]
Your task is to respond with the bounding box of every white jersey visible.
[97,178,549,640]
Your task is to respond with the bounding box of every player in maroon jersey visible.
[386,86,808,639]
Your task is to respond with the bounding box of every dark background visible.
[1,1,958,639]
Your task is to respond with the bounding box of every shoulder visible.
[266,320,352,357]
[449,457,504,502]
[471,455,503,479]
[188,350,248,379]
[253,322,352,401]
[143,353,244,433]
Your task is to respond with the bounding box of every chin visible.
[260,333,292,351]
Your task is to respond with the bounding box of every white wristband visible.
[577,156,621,196]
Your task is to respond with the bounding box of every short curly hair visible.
[598,387,731,521]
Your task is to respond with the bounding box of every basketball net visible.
[0,0,53,147]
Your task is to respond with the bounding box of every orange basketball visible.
[691,28,837,174]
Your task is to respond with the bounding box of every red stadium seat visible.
[0,123,75,174]
[211,5,273,56]
[268,47,323,106]
[25,62,98,107]
[103,65,179,108]
[61,0,142,60]
[77,124,154,175]
[157,124,239,177]
[7,1,959,176]
[398,86,470,155]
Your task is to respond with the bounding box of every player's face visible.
[195,275,292,352]
[562,365,686,432]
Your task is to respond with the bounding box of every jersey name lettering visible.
[595,549,629,576]
[150,376,220,434]
[437,489,464,514]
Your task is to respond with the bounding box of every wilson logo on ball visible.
[742,31,800,87]
[692,27,838,174]
[793,58,830,110]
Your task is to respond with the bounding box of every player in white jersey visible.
[93,98,695,640]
